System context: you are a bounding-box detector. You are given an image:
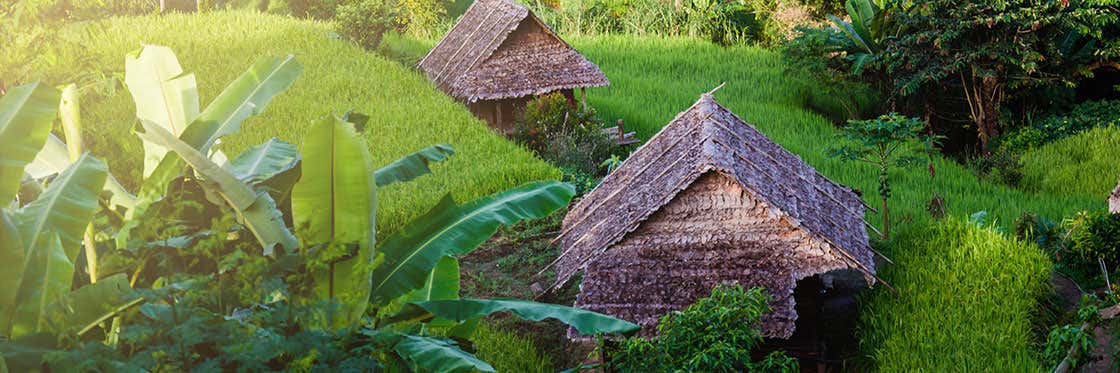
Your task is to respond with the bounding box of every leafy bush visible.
[512,93,619,178]
[336,0,396,50]
[392,0,448,38]
[1001,100,1120,152]
[525,0,780,45]
[1068,211,1120,268]
[966,147,1024,187]
[609,284,798,372]
[861,220,1053,370]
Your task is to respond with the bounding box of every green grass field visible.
[1021,126,1120,199]
[9,11,558,236]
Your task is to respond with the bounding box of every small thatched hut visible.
[1110,179,1120,214]
[550,92,877,339]
[418,0,609,132]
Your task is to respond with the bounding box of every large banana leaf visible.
[0,82,59,203]
[374,144,454,187]
[404,255,459,303]
[136,120,297,255]
[393,334,495,373]
[124,45,200,178]
[292,114,376,324]
[50,274,142,336]
[0,211,25,334]
[14,154,107,262]
[7,233,73,339]
[368,181,574,305]
[390,299,640,335]
[27,134,137,211]
[178,55,302,155]
[226,138,300,184]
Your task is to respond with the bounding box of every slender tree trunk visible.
[881,195,890,240]
[961,69,1004,152]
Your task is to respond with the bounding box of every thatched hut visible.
[549,92,877,339]
[418,0,609,132]
[1110,179,1120,214]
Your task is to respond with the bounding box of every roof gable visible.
[418,0,608,101]
[550,93,875,289]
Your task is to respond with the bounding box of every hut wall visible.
[466,96,531,133]
[574,172,852,338]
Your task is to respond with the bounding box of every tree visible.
[878,0,1120,151]
[829,113,932,240]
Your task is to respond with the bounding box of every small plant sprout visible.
[829,113,934,240]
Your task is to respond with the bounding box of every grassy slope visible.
[1021,126,1120,198]
[20,11,557,235]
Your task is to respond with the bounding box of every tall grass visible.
[5,11,558,236]
[859,221,1052,371]
[1020,126,1120,199]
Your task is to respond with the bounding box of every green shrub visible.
[471,323,554,373]
[512,93,618,178]
[966,147,1024,187]
[861,220,1052,370]
[1002,100,1120,152]
[392,0,448,38]
[336,0,396,50]
[1069,211,1120,268]
[609,284,799,372]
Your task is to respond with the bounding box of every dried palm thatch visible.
[1110,179,1120,214]
[418,0,609,103]
[549,92,876,338]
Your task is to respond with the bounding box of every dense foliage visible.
[1000,99,1120,152]
[0,45,638,371]
[1068,211,1120,269]
[609,284,798,372]
[511,93,620,191]
[336,0,396,49]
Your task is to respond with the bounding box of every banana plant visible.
[827,0,911,71]
[0,82,57,203]
[112,45,302,253]
[0,86,141,342]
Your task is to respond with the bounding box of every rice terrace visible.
[2,0,1120,371]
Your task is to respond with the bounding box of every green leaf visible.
[28,134,137,210]
[391,299,641,335]
[136,120,297,255]
[226,138,300,184]
[51,274,142,336]
[179,55,302,155]
[393,334,495,373]
[404,255,460,303]
[0,211,25,335]
[14,154,108,262]
[124,45,200,178]
[369,181,574,305]
[292,113,376,324]
[828,14,872,53]
[374,144,454,187]
[8,233,73,338]
[0,82,59,203]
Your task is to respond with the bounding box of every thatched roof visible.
[550,92,876,291]
[1110,179,1120,214]
[417,0,609,102]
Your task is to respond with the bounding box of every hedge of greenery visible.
[1020,126,1120,198]
[6,11,558,236]
[860,221,1053,371]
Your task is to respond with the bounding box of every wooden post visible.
[581,88,588,111]
[616,119,624,144]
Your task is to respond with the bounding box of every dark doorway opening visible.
[758,271,866,372]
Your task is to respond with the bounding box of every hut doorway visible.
[758,272,864,372]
